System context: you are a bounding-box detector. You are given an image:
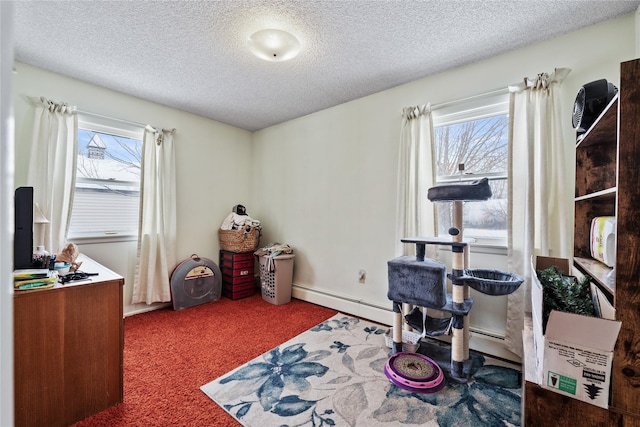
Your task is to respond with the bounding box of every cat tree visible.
[388,177,523,383]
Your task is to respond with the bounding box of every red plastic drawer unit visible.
[219,250,256,300]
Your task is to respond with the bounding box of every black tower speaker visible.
[14,187,34,270]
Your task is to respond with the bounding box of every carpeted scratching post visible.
[449,199,470,380]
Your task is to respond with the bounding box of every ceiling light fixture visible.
[248,29,300,62]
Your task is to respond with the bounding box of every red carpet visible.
[72,293,337,426]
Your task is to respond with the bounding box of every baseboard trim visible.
[125,302,171,317]
[292,284,521,364]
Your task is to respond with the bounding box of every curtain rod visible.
[76,109,150,130]
[429,87,509,111]
[30,97,172,134]
[416,68,566,112]
[78,109,176,134]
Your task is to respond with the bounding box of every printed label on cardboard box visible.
[547,371,577,395]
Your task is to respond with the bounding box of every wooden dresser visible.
[13,254,124,427]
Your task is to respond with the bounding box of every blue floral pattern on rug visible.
[201,314,521,427]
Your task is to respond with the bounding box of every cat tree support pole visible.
[463,251,470,360]
[451,200,469,379]
[392,302,404,354]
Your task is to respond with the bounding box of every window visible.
[68,115,144,239]
[432,92,509,246]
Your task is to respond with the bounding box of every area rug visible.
[201,313,521,427]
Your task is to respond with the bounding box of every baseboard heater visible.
[292,284,521,364]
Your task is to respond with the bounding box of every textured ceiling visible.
[13,1,640,131]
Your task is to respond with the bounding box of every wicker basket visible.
[219,227,261,253]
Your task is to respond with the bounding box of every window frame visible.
[67,114,144,243]
[431,91,510,248]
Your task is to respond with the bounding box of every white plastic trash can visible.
[258,254,295,305]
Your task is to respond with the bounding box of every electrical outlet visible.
[358,269,366,283]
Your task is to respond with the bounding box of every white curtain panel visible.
[27,97,78,254]
[505,68,572,357]
[132,127,177,304]
[395,104,436,256]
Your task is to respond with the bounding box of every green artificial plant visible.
[536,266,595,334]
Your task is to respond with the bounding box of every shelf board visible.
[574,187,616,202]
[573,256,615,298]
[576,94,618,148]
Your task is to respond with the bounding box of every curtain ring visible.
[402,104,429,120]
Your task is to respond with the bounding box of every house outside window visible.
[432,92,509,247]
[86,134,106,159]
[67,115,144,240]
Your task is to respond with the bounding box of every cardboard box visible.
[531,256,621,408]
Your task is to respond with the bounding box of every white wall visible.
[13,63,253,315]
[251,14,637,357]
[11,13,637,358]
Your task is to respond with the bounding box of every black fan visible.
[572,79,617,134]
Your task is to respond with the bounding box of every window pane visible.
[434,113,508,243]
[435,114,508,177]
[435,178,507,240]
[77,129,142,182]
[69,128,142,237]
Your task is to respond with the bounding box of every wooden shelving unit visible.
[524,59,640,425]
